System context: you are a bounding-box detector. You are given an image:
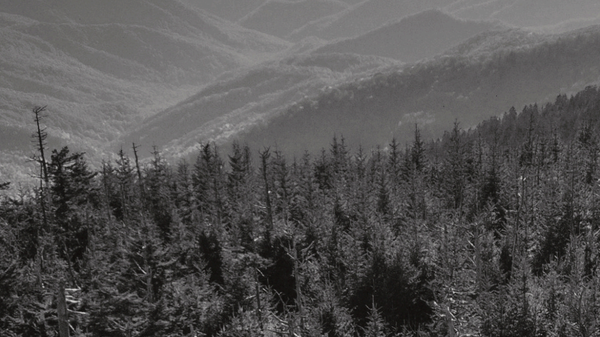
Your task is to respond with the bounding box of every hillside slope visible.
[291,0,600,42]
[0,0,289,132]
[123,53,400,158]
[451,0,600,29]
[314,9,503,62]
[232,26,600,156]
[0,0,290,184]
[290,0,456,41]
[240,0,348,39]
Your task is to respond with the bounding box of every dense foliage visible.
[4,86,600,336]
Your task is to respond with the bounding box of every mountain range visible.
[313,9,505,62]
[123,10,506,155]
[0,0,288,184]
[132,25,600,158]
[290,0,600,41]
[2,0,600,188]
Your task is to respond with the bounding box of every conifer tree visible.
[259,147,274,238]
[375,166,391,219]
[173,160,194,226]
[315,148,333,191]
[443,121,467,210]
[145,146,174,242]
[48,146,97,277]
[272,150,291,225]
[363,299,387,337]
[193,143,225,227]
[330,135,349,182]
[114,148,137,221]
[411,124,427,174]
[227,141,251,202]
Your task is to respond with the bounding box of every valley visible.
[2,0,600,185]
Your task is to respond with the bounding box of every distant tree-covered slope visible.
[123,53,401,158]
[290,0,600,42]
[0,0,289,77]
[451,0,600,29]
[441,28,546,58]
[314,9,504,62]
[233,25,600,156]
[124,25,600,163]
[289,0,451,41]
[0,0,290,185]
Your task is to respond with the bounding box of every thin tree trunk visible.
[57,281,69,337]
[132,143,145,200]
[260,149,274,236]
[255,267,263,331]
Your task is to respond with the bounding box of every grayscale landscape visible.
[2,1,600,336]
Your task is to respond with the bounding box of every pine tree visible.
[173,160,194,226]
[48,146,97,277]
[375,167,391,219]
[113,148,138,221]
[32,106,50,186]
[443,121,467,210]
[410,124,427,174]
[315,148,333,191]
[363,299,387,337]
[193,143,225,227]
[259,147,274,239]
[145,146,174,243]
[272,149,291,225]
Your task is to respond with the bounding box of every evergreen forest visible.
[5,86,600,336]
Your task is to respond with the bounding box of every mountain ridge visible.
[313,9,505,62]
[290,0,455,41]
[194,25,600,157]
[239,0,349,39]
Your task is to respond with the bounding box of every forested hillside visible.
[124,52,400,159]
[4,85,600,336]
[289,0,450,41]
[0,0,289,186]
[451,0,600,29]
[234,25,600,156]
[313,9,504,62]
